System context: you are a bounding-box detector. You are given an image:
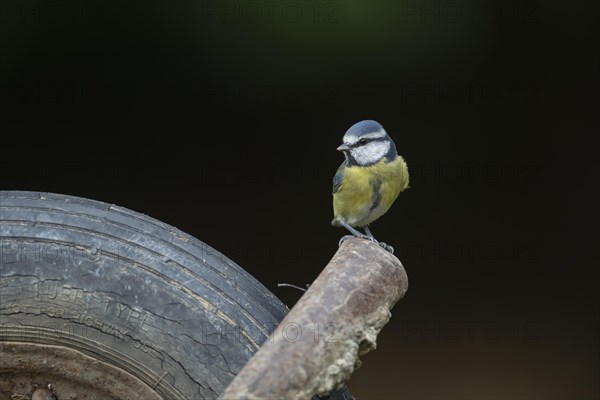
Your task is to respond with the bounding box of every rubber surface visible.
[0,191,290,399]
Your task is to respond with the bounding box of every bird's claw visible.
[338,235,350,247]
[366,236,395,254]
[377,242,394,254]
[339,234,393,253]
[338,234,374,247]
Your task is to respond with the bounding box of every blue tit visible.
[332,120,409,253]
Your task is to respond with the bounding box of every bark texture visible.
[220,237,409,400]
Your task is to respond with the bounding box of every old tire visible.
[0,191,291,399]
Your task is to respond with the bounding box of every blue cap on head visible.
[340,119,396,163]
[345,120,386,138]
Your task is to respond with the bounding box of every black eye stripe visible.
[352,136,387,147]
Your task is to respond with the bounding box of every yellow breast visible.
[332,156,409,227]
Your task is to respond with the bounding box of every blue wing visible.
[332,161,346,194]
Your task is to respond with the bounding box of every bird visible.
[332,120,409,253]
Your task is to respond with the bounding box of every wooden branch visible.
[220,237,409,400]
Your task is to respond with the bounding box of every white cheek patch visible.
[352,141,391,165]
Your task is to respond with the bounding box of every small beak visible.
[337,143,351,152]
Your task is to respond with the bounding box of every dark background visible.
[1,1,598,398]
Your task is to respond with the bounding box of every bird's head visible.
[337,120,397,166]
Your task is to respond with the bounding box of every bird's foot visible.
[377,242,394,254]
[337,221,393,252]
[338,234,375,247]
[339,234,394,254]
[362,235,395,254]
